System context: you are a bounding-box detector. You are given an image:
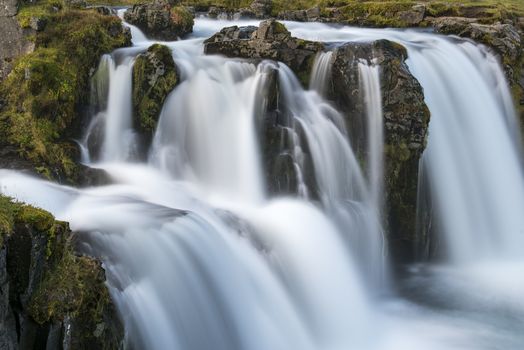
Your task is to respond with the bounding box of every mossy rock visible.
[0,195,123,348]
[132,44,179,137]
[1,6,131,183]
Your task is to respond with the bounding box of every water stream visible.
[1,15,523,349]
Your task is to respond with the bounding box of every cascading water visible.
[1,16,524,350]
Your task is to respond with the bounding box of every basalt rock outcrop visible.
[132,44,178,149]
[0,196,123,349]
[204,20,323,85]
[124,0,193,41]
[327,40,430,261]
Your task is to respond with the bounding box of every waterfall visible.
[2,17,524,350]
[408,40,524,263]
[310,51,333,97]
[358,60,384,212]
[101,56,136,162]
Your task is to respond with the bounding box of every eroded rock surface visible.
[124,0,193,40]
[204,20,323,84]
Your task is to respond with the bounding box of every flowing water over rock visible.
[1,16,524,350]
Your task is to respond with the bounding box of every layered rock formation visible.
[204,20,323,85]
[124,0,193,40]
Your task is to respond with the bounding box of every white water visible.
[1,17,524,350]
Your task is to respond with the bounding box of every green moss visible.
[171,5,195,34]
[133,44,178,134]
[273,21,289,34]
[17,0,65,29]
[2,7,130,183]
[0,197,17,246]
[28,245,111,325]
[0,195,57,247]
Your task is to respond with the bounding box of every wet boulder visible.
[132,44,178,146]
[328,40,430,261]
[124,1,194,41]
[204,20,323,85]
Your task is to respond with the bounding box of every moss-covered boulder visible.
[328,40,430,262]
[132,44,178,147]
[0,4,131,183]
[204,20,323,86]
[124,1,194,40]
[0,195,123,349]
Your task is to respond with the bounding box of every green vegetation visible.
[29,247,112,326]
[0,2,130,182]
[0,194,118,345]
[170,5,195,34]
[181,0,524,24]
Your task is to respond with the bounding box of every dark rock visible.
[233,9,256,20]
[329,40,430,261]
[433,18,522,62]
[204,20,323,84]
[124,2,193,41]
[29,17,46,31]
[277,10,307,22]
[0,198,124,349]
[398,4,426,25]
[132,44,178,150]
[88,5,116,16]
[306,6,320,22]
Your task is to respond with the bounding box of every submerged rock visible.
[329,40,430,261]
[0,196,123,349]
[204,20,323,85]
[132,44,178,144]
[124,1,193,41]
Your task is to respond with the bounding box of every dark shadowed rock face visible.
[0,198,123,349]
[204,20,323,85]
[124,1,193,41]
[329,40,430,261]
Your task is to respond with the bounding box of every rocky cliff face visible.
[204,22,430,260]
[0,196,123,349]
[0,0,34,80]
